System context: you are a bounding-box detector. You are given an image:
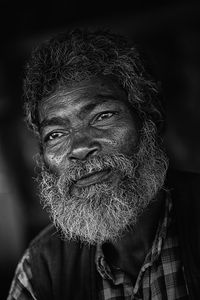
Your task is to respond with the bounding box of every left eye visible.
[96,112,115,121]
[45,132,64,142]
[49,132,63,140]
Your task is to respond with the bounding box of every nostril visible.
[88,147,98,157]
[69,145,100,161]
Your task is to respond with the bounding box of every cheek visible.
[117,127,139,155]
[43,153,63,173]
[42,140,71,174]
[102,125,139,155]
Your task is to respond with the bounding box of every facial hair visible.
[37,120,168,245]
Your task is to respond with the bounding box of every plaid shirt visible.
[95,193,188,299]
[7,192,188,300]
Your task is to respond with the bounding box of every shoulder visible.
[28,224,93,266]
[29,224,84,260]
[167,170,200,295]
[29,224,60,248]
[26,225,96,299]
[7,249,36,300]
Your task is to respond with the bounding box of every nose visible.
[68,135,101,161]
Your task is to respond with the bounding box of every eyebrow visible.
[78,95,119,119]
[39,94,120,132]
[39,117,69,132]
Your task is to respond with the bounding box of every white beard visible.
[38,120,168,245]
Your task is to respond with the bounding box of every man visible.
[8,29,200,300]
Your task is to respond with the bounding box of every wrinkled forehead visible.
[44,75,127,101]
[38,75,131,121]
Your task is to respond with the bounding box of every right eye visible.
[44,131,65,143]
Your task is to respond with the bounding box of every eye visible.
[44,131,65,143]
[97,112,113,120]
[95,111,117,123]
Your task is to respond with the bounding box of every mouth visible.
[74,169,112,187]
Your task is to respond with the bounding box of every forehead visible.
[38,76,129,122]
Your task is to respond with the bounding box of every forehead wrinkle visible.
[45,84,97,102]
[44,79,124,105]
[39,78,129,125]
[43,92,122,116]
[39,116,70,133]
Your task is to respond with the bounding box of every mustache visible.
[42,153,138,185]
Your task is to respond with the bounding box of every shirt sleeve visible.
[7,249,37,300]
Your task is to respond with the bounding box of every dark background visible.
[1,1,200,298]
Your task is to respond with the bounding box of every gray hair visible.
[24,28,164,134]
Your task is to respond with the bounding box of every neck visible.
[102,190,165,280]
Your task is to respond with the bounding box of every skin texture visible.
[39,76,140,175]
[38,76,164,282]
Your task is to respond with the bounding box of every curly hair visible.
[24,28,164,134]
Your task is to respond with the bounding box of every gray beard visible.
[37,121,168,245]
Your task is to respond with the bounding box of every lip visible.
[74,169,112,187]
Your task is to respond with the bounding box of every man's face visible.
[37,76,168,244]
[39,76,140,176]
